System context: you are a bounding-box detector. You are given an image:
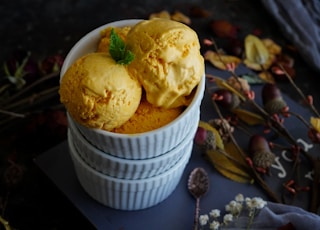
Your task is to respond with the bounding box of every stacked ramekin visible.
[61,20,205,210]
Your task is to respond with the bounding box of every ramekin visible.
[68,115,196,179]
[68,135,192,210]
[61,19,205,159]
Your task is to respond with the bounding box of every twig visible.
[278,64,320,117]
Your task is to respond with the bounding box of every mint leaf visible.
[109,28,134,65]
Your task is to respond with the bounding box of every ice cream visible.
[126,18,204,109]
[59,52,142,130]
[112,95,184,134]
[60,19,204,133]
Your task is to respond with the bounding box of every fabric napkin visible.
[260,0,320,72]
[223,202,320,229]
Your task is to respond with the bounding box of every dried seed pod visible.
[248,134,275,171]
[213,89,241,110]
[262,83,287,114]
[194,127,216,151]
[208,118,234,143]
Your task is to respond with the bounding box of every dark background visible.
[0,0,319,229]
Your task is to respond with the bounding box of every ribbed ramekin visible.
[60,19,205,159]
[68,115,196,179]
[68,135,192,210]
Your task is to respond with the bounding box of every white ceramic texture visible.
[61,19,205,159]
[68,136,192,211]
[68,115,196,179]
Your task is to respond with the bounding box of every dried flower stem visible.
[0,215,11,230]
[212,98,281,203]
[278,64,320,117]
[1,72,59,106]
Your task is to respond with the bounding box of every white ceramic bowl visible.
[68,114,196,179]
[68,134,192,210]
[61,19,205,159]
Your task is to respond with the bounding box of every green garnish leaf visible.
[109,28,134,65]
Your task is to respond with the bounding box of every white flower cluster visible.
[198,194,267,230]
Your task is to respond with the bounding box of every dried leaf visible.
[258,71,275,84]
[244,35,276,71]
[232,108,265,125]
[213,77,246,101]
[262,38,282,55]
[310,117,320,133]
[241,74,264,84]
[171,11,191,25]
[245,35,269,65]
[206,142,252,183]
[198,121,224,150]
[204,50,241,70]
[149,10,171,19]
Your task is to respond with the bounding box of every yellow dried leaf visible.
[213,77,246,101]
[206,142,252,183]
[198,121,224,150]
[204,50,241,70]
[171,11,191,25]
[262,38,282,55]
[149,10,171,19]
[232,108,265,125]
[244,34,269,65]
[258,71,275,84]
[310,117,320,133]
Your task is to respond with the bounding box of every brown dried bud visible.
[213,89,241,110]
[249,134,275,169]
[194,127,216,151]
[262,83,287,114]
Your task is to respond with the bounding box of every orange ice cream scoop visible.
[126,18,204,109]
[112,96,184,134]
[59,52,142,131]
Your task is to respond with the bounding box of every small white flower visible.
[225,200,242,215]
[199,214,209,226]
[223,213,233,225]
[209,209,221,218]
[250,197,267,209]
[245,197,253,208]
[235,193,244,203]
[209,220,220,230]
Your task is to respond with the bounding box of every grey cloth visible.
[222,202,320,229]
[260,0,320,72]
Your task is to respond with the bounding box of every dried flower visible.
[210,220,220,230]
[198,194,267,229]
[199,214,210,226]
[209,209,221,218]
[208,118,234,143]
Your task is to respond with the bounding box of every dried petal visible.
[204,50,241,70]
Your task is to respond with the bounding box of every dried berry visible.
[213,89,240,110]
[194,127,216,151]
[262,83,287,114]
[248,134,275,172]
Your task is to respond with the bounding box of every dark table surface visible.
[1,0,320,229]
